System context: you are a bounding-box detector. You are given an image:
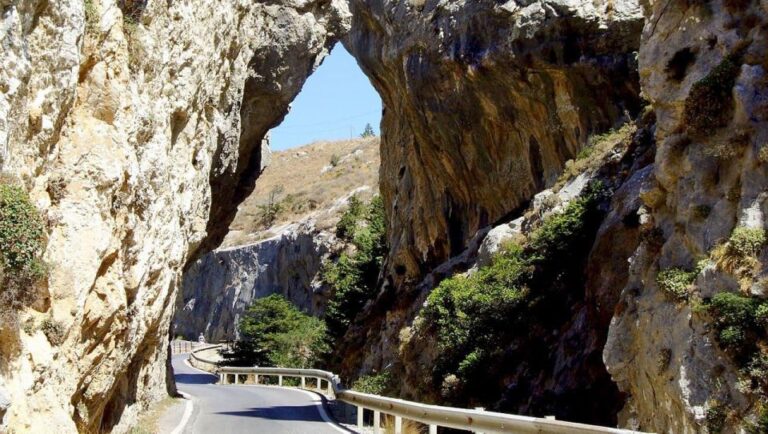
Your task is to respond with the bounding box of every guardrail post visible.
[316,378,322,391]
[357,406,363,429]
[234,374,239,385]
[394,416,402,434]
[301,376,306,388]
[474,407,485,434]
[429,425,437,434]
[278,375,283,387]
[254,374,259,384]
[373,410,381,434]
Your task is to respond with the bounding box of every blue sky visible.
[269,45,382,151]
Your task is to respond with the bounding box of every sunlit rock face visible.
[604,2,768,432]
[0,0,348,432]
[344,0,644,288]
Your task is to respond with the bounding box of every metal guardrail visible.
[215,366,645,434]
[188,344,222,372]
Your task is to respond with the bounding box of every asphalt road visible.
[172,354,351,434]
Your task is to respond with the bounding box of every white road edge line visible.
[294,388,350,434]
[170,391,193,434]
[178,355,350,434]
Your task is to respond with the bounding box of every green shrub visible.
[729,227,766,258]
[336,195,365,241]
[756,303,768,327]
[747,406,768,434]
[221,294,329,368]
[423,244,531,378]
[527,182,607,266]
[709,292,760,354]
[40,318,65,345]
[351,372,391,395]
[656,268,697,300]
[705,401,727,433]
[84,0,98,34]
[330,153,341,167]
[0,181,47,325]
[683,51,743,137]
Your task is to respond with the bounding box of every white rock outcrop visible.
[0,0,349,432]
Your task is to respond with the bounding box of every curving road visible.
[172,354,352,434]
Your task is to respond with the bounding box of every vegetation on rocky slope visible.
[0,178,47,327]
[419,182,611,413]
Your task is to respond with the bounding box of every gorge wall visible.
[0,0,349,432]
[605,1,768,432]
[2,0,767,433]
[343,0,644,287]
[175,218,339,344]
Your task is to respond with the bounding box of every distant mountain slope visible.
[224,137,380,247]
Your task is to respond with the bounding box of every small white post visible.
[219,373,224,384]
[326,379,332,395]
[301,376,306,388]
[373,410,381,434]
[474,407,485,434]
[317,378,322,391]
[429,425,437,434]
[357,406,364,428]
[254,374,259,384]
[234,374,239,385]
[395,416,402,434]
[278,375,283,387]
[545,416,556,420]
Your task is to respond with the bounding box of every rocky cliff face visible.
[3,0,766,432]
[0,0,348,432]
[343,0,644,287]
[175,218,340,343]
[604,1,768,432]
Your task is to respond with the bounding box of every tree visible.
[257,185,284,228]
[361,123,375,138]
[220,294,329,368]
[323,195,387,339]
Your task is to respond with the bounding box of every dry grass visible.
[711,227,767,289]
[381,415,427,434]
[128,397,183,434]
[553,123,635,191]
[224,137,380,247]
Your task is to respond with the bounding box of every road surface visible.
[172,354,351,434]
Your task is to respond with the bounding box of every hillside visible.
[223,136,380,247]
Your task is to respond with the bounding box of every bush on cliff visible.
[323,195,386,339]
[421,182,608,404]
[221,294,328,368]
[0,179,47,326]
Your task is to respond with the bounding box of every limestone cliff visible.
[343,0,644,288]
[0,0,349,432]
[604,1,768,432]
[175,218,339,343]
